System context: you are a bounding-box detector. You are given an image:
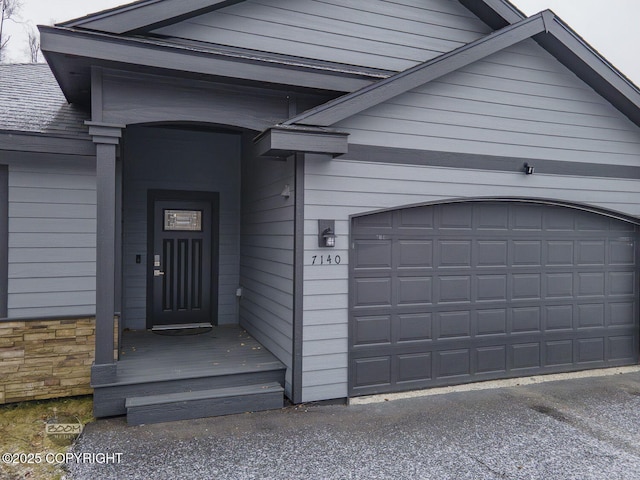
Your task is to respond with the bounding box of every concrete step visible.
[125,382,284,425]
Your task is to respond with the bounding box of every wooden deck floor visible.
[114,326,285,385]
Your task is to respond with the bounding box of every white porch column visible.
[87,122,123,381]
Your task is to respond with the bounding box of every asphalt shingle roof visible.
[0,63,89,137]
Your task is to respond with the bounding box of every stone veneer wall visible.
[0,317,118,404]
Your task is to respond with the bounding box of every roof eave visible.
[39,25,382,104]
[533,13,640,128]
[58,0,525,36]
[59,0,246,35]
[459,0,525,29]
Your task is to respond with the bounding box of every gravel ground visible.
[65,371,640,480]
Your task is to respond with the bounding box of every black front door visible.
[148,191,218,327]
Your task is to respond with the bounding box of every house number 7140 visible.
[311,255,341,265]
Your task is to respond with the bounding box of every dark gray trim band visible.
[345,144,640,179]
[0,313,99,323]
[0,165,8,318]
[292,152,305,404]
[0,132,93,155]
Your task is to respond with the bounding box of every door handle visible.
[154,270,165,277]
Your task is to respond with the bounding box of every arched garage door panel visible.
[349,202,639,396]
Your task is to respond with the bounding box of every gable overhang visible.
[59,0,245,35]
[39,25,383,105]
[285,12,549,127]
[284,10,640,130]
[534,13,640,131]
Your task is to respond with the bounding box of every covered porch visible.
[93,325,286,425]
[87,97,300,422]
[74,61,343,420]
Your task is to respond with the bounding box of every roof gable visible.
[333,37,640,165]
[43,0,640,132]
[60,0,524,37]
[284,10,640,129]
[151,0,493,73]
[285,12,548,126]
[44,0,521,103]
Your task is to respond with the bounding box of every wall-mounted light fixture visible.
[318,219,336,248]
[524,163,535,175]
[322,228,336,247]
[280,184,291,199]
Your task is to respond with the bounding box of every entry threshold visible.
[151,323,213,331]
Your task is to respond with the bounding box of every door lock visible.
[154,270,165,277]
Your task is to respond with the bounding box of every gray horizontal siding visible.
[9,233,95,248]
[9,203,95,219]
[9,218,95,233]
[9,248,95,263]
[5,154,97,319]
[9,276,96,295]
[239,135,295,398]
[121,126,241,329]
[9,291,95,309]
[301,156,640,402]
[154,0,491,72]
[9,262,95,278]
[9,187,95,204]
[101,71,290,131]
[336,39,640,165]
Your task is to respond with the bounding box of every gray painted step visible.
[92,327,287,419]
[94,369,285,418]
[125,382,284,425]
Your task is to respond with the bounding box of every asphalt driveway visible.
[66,369,640,479]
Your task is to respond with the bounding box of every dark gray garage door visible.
[350,201,639,396]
